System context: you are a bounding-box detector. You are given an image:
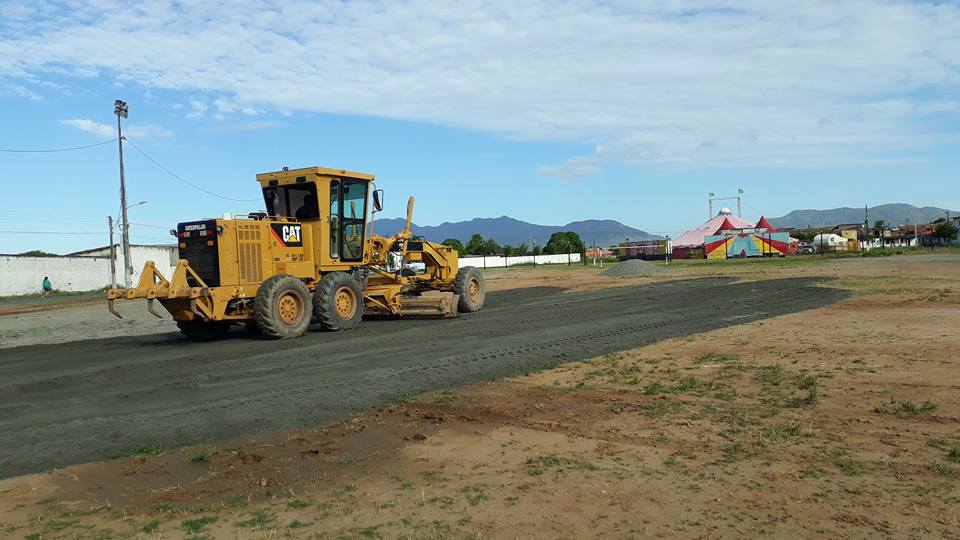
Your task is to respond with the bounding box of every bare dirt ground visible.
[1,254,958,539]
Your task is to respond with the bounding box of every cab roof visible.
[256,166,375,187]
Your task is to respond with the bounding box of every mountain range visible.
[371,216,660,247]
[768,204,958,229]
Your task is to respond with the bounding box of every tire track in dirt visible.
[0,277,847,478]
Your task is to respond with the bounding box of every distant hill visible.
[371,216,660,247]
[769,204,959,229]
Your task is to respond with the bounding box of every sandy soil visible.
[0,254,958,539]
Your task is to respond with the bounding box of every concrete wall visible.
[0,255,111,296]
[460,253,582,268]
[74,245,178,286]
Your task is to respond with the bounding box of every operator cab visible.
[256,166,381,263]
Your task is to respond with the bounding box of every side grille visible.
[238,225,263,283]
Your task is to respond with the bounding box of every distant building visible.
[69,244,178,286]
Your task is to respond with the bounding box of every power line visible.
[0,138,117,153]
[0,230,103,235]
[124,138,260,202]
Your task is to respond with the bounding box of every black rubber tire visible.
[313,272,364,331]
[177,320,231,342]
[453,266,485,312]
[254,274,312,339]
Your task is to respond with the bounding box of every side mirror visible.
[372,189,384,213]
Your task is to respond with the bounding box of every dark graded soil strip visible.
[0,277,848,478]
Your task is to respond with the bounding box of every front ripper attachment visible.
[106,260,210,319]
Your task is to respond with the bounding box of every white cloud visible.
[7,1,960,176]
[60,118,114,137]
[60,118,173,138]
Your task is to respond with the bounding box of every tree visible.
[872,220,886,236]
[501,244,514,256]
[18,250,59,257]
[465,234,485,255]
[482,238,500,255]
[515,243,529,256]
[934,221,959,244]
[441,238,465,255]
[543,231,585,255]
[532,245,543,256]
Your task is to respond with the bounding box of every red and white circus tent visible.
[673,208,754,253]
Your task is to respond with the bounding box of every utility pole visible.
[108,216,116,288]
[863,205,869,251]
[115,99,132,287]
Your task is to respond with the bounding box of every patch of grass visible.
[190,450,217,463]
[460,484,489,505]
[754,365,784,385]
[433,390,459,403]
[948,447,960,463]
[924,463,958,478]
[133,444,162,456]
[181,516,217,534]
[235,509,277,529]
[141,519,160,533]
[835,459,865,476]
[289,520,312,529]
[798,466,829,479]
[358,525,383,538]
[695,352,740,363]
[287,498,312,509]
[643,376,704,395]
[525,454,600,476]
[41,519,80,533]
[874,400,937,415]
[643,399,682,416]
[342,484,358,493]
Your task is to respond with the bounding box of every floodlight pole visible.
[115,99,132,287]
[108,216,116,288]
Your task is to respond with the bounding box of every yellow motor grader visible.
[107,166,485,341]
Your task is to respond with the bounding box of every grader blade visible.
[398,293,459,318]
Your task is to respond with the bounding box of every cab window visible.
[263,184,318,220]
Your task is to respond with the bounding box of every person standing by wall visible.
[42,276,52,297]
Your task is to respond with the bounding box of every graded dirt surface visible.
[1,254,958,539]
[0,278,844,479]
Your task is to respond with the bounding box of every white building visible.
[69,244,178,287]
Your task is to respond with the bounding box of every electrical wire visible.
[0,230,104,235]
[124,138,260,202]
[0,138,117,153]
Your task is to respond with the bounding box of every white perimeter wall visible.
[0,245,178,297]
[74,245,178,287]
[460,253,582,268]
[0,256,111,296]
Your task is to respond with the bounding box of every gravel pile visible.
[601,258,666,277]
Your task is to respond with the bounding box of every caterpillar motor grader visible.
[107,166,486,341]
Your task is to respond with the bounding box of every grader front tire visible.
[254,274,312,339]
[314,272,364,331]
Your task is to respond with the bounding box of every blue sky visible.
[1,0,958,254]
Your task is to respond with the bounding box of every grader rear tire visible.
[314,272,364,331]
[453,266,485,312]
[254,274,312,339]
[177,320,231,342]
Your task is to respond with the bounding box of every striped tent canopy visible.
[674,209,754,248]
